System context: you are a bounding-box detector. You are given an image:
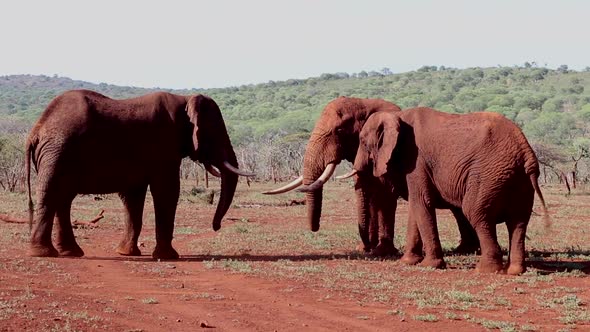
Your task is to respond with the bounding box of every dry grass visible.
[0,180,588,330]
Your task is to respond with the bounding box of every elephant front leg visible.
[400,213,424,265]
[116,186,148,256]
[371,190,399,257]
[407,198,445,269]
[150,176,180,260]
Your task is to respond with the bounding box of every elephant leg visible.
[450,207,480,255]
[150,173,180,260]
[410,199,445,269]
[505,222,527,275]
[29,181,59,257]
[368,196,379,248]
[116,186,148,256]
[371,191,399,257]
[465,210,503,273]
[55,194,84,257]
[473,223,503,273]
[400,213,423,265]
[505,185,534,275]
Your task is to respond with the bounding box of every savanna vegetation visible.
[1,63,590,189]
[1,67,589,330]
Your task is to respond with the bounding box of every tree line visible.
[0,64,589,192]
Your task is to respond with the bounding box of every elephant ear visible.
[186,95,206,160]
[355,113,401,178]
[374,114,401,177]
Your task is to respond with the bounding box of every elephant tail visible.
[26,135,36,233]
[530,172,551,230]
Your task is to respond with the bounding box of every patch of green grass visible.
[513,287,526,294]
[204,259,253,273]
[474,318,516,331]
[560,310,590,325]
[413,314,438,322]
[446,290,477,303]
[445,312,460,320]
[174,227,202,235]
[386,309,404,318]
[141,298,159,304]
[494,296,512,307]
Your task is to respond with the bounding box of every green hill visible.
[1,65,590,155]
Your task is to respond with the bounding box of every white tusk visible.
[298,163,337,192]
[205,164,221,177]
[222,161,256,177]
[335,169,357,180]
[262,175,303,195]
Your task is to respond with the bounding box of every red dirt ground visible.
[0,181,589,331]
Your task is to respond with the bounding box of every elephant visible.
[263,97,479,256]
[351,108,548,274]
[26,89,253,259]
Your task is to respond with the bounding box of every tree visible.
[380,67,392,76]
[0,133,27,192]
[557,64,569,73]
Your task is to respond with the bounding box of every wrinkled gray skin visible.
[300,97,479,256]
[27,90,243,259]
[354,108,547,274]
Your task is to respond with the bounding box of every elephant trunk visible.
[302,135,337,232]
[212,154,239,231]
[304,190,323,232]
[354,175,372,250]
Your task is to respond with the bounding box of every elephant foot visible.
[116,242,142,256]
[400,252,423,265]
[451,241,480,255]
[370,241,400,257]
[152,245,179,260]
[419,257,446,269]
[29,243,59,257]
[506,264,526,275]
[356,243,372,253]
[475,258,504,274]
[57,243,85,257]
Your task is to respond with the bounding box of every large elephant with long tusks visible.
[264,97,480,256]
[26,89,254,259]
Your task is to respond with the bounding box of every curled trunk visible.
[211,153,239,231]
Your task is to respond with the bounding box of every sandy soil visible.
[0,182,588,331]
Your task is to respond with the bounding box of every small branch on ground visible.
[73,210,105,227]
[0,214,27,224]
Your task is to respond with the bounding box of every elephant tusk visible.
[335,169,357,180]
[262,175,303,195]
[222,161,256,177]
[298,163,337,192]
[205,164,221,177]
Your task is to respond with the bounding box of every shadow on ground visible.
[76,251,590,275]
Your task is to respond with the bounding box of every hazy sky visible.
[2,0,588,89]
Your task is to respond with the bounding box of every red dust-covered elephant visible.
[26,90,253,259]
[264,97,479,256]
[351,108,548,274]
